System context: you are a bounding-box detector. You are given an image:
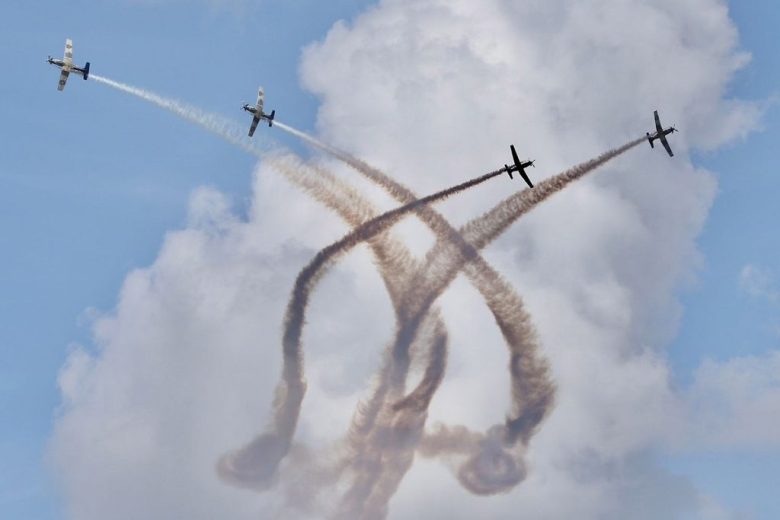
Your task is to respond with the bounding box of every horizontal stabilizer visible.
[83,62,90,80]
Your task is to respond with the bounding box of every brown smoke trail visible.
[96,76,624,512]
[274,121,557,505]
[216,155,453,492]
[89,76,454,509]
[220,166,502,491]
[402,137,646,490]
[86,75,451,503]
[275,127,643,508]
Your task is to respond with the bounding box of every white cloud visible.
[686,351,780,449]
[51,1,767,519]
[739,264,779,303]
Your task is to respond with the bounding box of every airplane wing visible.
[518,169,534,188]
[248,115,261,137]
[57,69,70,91]
[64,38,74,65]
[256,88,264,113]
[511,145,521,167]
[659,134,674,157]
[654,110,663,133]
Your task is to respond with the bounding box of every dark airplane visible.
[504,145,535,188]
[242,86,275,137]
[48,39,90,91]
[646,110,676,157]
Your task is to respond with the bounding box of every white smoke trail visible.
[90,74,261,158]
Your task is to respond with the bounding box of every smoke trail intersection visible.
[91,75,646,519]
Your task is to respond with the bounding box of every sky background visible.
[0,1,778,519]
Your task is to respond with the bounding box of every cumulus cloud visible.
[52,1,767,519]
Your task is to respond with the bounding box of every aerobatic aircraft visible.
[48,39,90,91]
[646,110,676,157]
[504,145,535,188]
[242,87,276,136]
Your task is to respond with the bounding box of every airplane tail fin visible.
[83,62,90,80]
[505,165,513,179]
[646,132,654,148]
[267,110,275,127]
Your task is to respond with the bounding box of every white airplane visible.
[242,87,275,137]
[47,39,90,91]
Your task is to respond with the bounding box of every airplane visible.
[242,87,276,137]
[646,110,676,157]
[47,38,90,91]
[504,145,535,188]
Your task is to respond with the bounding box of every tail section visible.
[505,165,513,179]
[267,110,275,127]
[646,132,654,148]
[83,62,90,80]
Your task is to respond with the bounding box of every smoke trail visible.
[272,125,555,517]
[461,137,646,251]
[87,76,454,505]
[221,166,502,493]
[95,75,625,513]
[91,74,446,498]
[275,123,642,507]
[403,137,646,487]
[90,74,262,158]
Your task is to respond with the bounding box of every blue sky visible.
[1,1,778,518]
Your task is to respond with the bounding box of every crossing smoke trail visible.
[88,75,457,509]
[218,167,503,494]
[271,121,559,514]
[262,123,641,515]
[91,75,637,517]
[216,156,453,496]
[87,73,446,490]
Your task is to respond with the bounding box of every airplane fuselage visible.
[49,58,68,69]
[49,58,88,76]
[646,127,675,146]
[648,127,674,140]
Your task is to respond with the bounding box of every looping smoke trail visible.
[92,75,638,517]
[273,124,643,509]
[87,75,450,500]
[221,166,502,493]
[273,121,558,504]
[88,77,455,511]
